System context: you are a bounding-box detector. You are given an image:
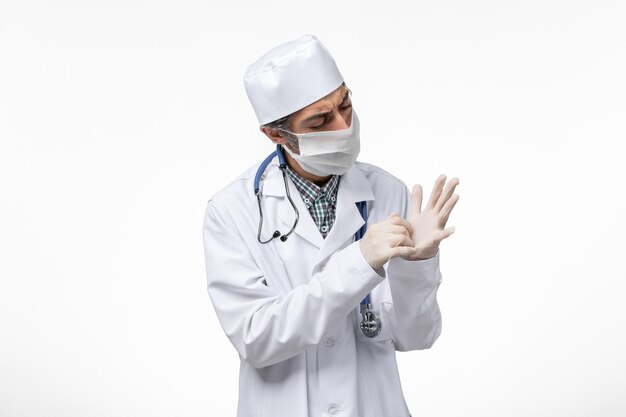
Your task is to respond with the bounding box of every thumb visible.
[438,226,456,241]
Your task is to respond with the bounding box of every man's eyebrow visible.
[301,111,332,124]
[301,91,351,124]
[339,89,350,105]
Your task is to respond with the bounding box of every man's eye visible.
[340,104,352,111]
[310,117,331,129]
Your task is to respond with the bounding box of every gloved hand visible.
[359,214,418,271]
[405,174,460,260]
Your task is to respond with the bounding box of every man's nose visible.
[328,109,351,131]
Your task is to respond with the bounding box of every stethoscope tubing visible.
[254,144,378,333]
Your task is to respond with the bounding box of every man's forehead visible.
[295,86,349,116]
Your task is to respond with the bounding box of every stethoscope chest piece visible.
[360,303,382,338]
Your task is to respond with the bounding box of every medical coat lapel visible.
[316,164,374,266]
[261,160,324,249]
[260,160,375,265]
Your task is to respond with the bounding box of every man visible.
[203,34,459,417]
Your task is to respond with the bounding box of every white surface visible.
[1,0,625,416]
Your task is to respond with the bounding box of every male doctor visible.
[203,34,460,417]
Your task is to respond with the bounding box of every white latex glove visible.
[359,214,418,272]
[405,174,460,260]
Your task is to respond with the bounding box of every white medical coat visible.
[203,156,443,417]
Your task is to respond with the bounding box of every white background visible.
[1,0,625,416]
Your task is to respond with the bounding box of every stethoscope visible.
[254,144,381,338]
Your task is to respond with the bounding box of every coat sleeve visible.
[203,199,385,369]
[382,183,444,351]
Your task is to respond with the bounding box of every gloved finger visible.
[410,184,423,215]
[387,223,413,237]
[389,245,418,259]
[386,213,404,226]
[439,194,460,225]
[398,234,414,247]
[389,233,413,248]
[388,225,411,237]
[435,177,460,212]
[397,217,414,236]
[436,226,456,242]
[426,174,446,211]
[386,216,414,235]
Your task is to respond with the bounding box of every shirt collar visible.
[285,165,340,206]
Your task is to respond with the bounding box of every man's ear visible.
[260,126,289,145]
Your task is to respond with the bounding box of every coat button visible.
[324,337,335,347]
[327,405,340,415]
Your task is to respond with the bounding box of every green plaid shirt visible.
[286,165,340,239]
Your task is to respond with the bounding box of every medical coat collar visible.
[260,157,375,260]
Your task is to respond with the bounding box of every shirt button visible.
[324,337,335,347]
[320,225,328,233]
[327,405,340,416]
[303,198,310,204]
[330,196,336,202]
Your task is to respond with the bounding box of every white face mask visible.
[281,111,360,176]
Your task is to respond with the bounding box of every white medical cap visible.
[243,34,344,126]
